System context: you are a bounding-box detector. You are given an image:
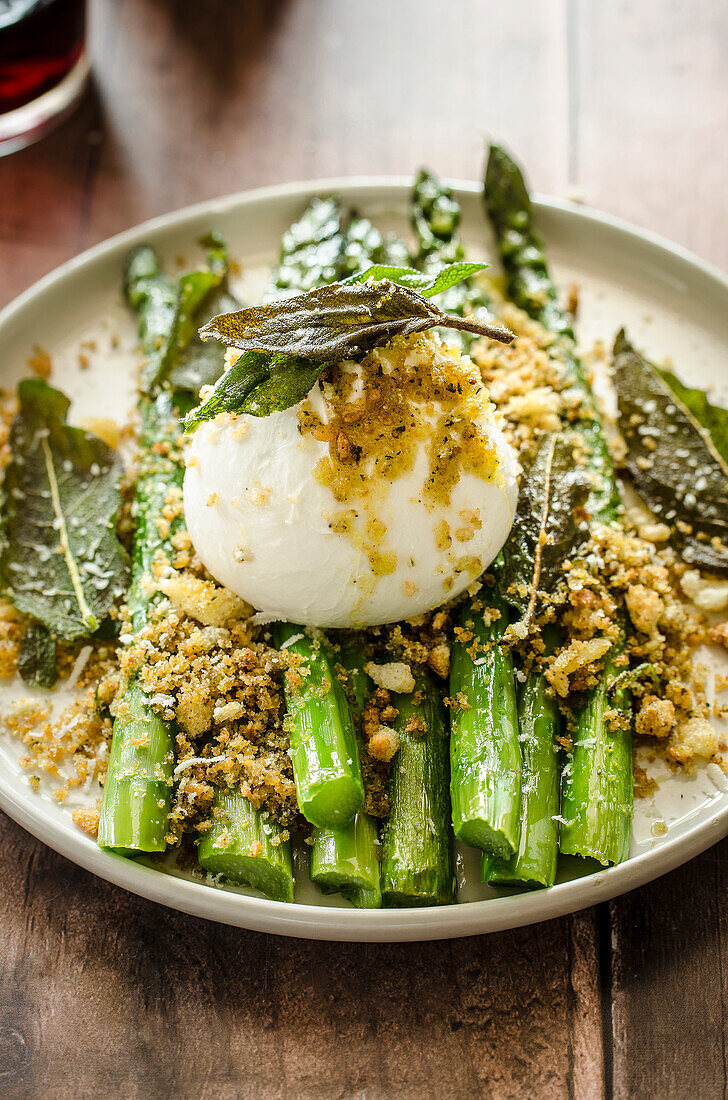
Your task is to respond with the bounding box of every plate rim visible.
[2,176,728,942]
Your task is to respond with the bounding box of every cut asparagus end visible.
[311,813,382,909]
[98,679,174,854]
[198,790,294,903]
[381,876,454,908]
[454,784,521,859]
[300,773,365,830]
[481,852,552,891]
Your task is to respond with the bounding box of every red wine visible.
[0,0,85,114]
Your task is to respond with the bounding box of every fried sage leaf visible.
[0,380,129,639]
[342,261,487,298]
[502,432,592,622]
[613,329,728,574]
[199,277,514,361]
[659,367,728,466]
[18,622,58,689]
[126,234,231,396]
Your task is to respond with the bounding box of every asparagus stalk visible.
[275,624,364,829]
[412,169,496,342]
[99,252,185,854]
[484,144,632,866]
[449,584,521,857]
[412,171,525,859]
[380,673,455,907]
[481,659,560,888]
[103,249,296,900]
[310,642,381,908]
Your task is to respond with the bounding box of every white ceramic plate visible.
[2,179,728,942]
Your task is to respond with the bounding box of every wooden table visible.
[1,2,727,1096]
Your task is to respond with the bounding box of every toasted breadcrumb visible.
[548,638,613,698]
[668,716,724,763]
[635,696,675,740]
[72,805,101,837]
[368,725,400,762]
[158,571,252,626]
[27,345,52,378]
[681,569,728,612]
[364,660,415,694]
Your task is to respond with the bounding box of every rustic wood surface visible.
[0,1,727,1096]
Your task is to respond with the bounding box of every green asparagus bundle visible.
[484,144,632,867]
[380,673,455,906]
[271,198,397,897]
[412,169,495,340]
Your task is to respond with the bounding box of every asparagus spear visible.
[99,250,187,853]
[412,169,495,342]
[481,657,560,888]
[275,624,365,829]
[271,198,399,875]
[380,672,455,906]
[309,641,381,908]
[484,144,632,866]
[274,196,347,294]
[449,583,521,857]
[274,197,410,294]
[102,249,296,898]
[412,171,525,859]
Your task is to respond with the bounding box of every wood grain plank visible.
[0,816,605,1099]
[604,840,728,1100]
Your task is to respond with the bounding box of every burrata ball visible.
[183,332,518,628]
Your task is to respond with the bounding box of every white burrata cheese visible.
[184,333,518,628]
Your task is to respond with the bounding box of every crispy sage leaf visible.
[0,380,129,639]
[502,432,592,622]
[18,622,58,689]
[659,367,728,466]
[200,277,514,361]
[342,261,487,298]
[613,330,728,574]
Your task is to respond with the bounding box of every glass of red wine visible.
[0,0,88,156]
